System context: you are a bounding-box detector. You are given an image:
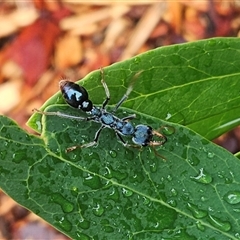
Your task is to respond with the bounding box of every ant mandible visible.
[35,69,167,153]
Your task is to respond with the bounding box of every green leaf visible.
[0,109,240,239]
[1,37,240,239]
[28,37,240,140]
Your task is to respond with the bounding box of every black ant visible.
[35,69,167,153]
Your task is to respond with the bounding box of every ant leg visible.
[115,132,128,147]
[121,114,136,121]
[66,125,105,152]
[152,130,167,145]
[149,130,167,160]
[112,85,133,112]
[115,132,142,150]
[100,68,110,109]
[34,108,96,121]
[112,71,143,112]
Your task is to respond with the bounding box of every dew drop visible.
[190,168,212,184]
[142,197,150,205]
[122,188,133,197]
[70,186,78,197]
[200,196,208,202]
[203,52,213,67]
[103,225,114,233]
[76,232,91,240]
[170,188,178,196]
[103,166,112,178]
[217,171,224,179]
[165,113,172,120]
[224,191,240,205]
[207,152,214,158]
[225,176,233,184]
[196,221,205,231]
[35,120,42,131]
[70,153,78,162]
[109,150,117,158]
[208,214,231,232]
[134,57,141,64]
[207,39,217,46]
[12,150,26,163]
[168,199,177,207]
[167,174,173,181]
[108,187,120,201]
[57,216,72,232]
[51,193,74,213]
[1,126,7,133]
[187,202,207,219]
[78,218,90,230]
[0,166,10,176]
[188,155,200,166]
[161,125,175,136]
[149,162,157,173]
[4,140,9,147]
[92,203,104,217]
[83,174,103,189]
[0,150,7,160]
[235,233,240,239]
[87,152,100,161]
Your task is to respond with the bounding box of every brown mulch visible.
[0,1,240,239]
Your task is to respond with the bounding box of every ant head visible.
[132,125,153,146]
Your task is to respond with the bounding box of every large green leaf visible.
[0,109,240,239]
[1,37,240,239]
[28,37,240,140]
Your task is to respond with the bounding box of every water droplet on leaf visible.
[122,188,133,197]
[208,214,231,232]
[51,193,74,213]
[196,221,205,231]
[149,162,157,173]
[0,150,7,160]
[224,191,240,205]
[35,120,42,131]
[168,199,177,207]
[188,155,200,166]
[109,150,117,158]
[170,188,178,196]
[187,202,207,219]
[161,125,175,136]
[57,216,72,232]
[165,113,172,120]
[108,187,120,201]
[83,174,103,189]
[76,232,91,240]
[190,168,212,184]
[207,152,214,158]
[12,150,26,163]
[78,218,90,230]
[92,203,104,217]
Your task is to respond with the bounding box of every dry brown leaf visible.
[54,34,83,69]
[0,8,38,37]
[120,2,167,60]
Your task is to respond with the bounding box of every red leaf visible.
[4,15,61,85]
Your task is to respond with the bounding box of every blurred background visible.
[0,1,240,239]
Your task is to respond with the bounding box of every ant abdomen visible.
[60,80,93,111]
